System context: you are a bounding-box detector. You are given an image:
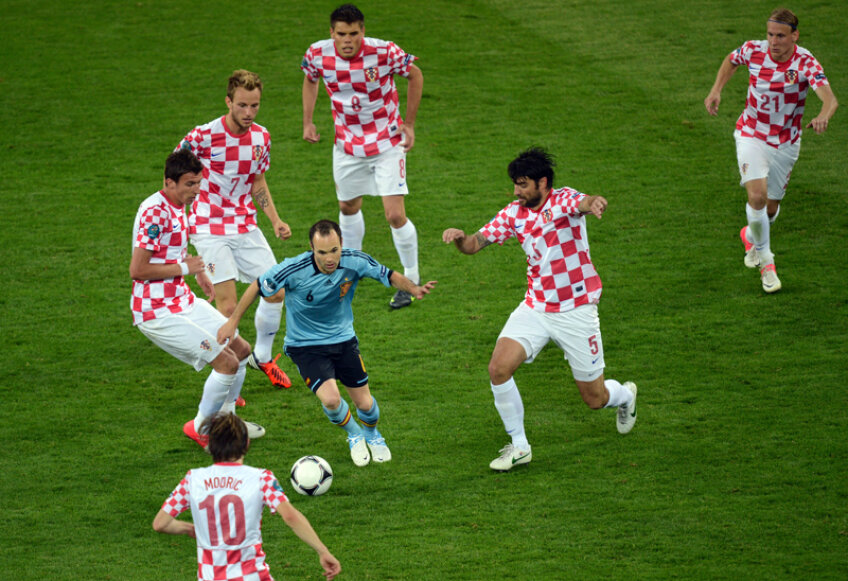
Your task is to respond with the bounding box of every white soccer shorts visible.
[734,130,800,201]
[499,302,605,382]
[333,144,409,201]
[137,299,237,371]
[191,229,277,285]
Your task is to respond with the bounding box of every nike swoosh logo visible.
[512,453,529,464]
[211,152,224,158]
[630,411,636,418]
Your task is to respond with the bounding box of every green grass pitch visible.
[1,0,846,579]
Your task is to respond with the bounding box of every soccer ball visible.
[290,455,333,496]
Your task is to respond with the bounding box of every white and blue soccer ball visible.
[290,455,333,496]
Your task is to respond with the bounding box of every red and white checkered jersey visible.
[161,463,289,581]
[479,187,602,313]
[177,116,271,235]
[730,41,829,147]
[131,191,195,325]
[301,37,417,157]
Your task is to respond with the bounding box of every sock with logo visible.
[603,378,633,408]
[390,220,420,284]
[253,299,283,363]
[339,211,365,251]
[356,397,381,439]
[491,378,529,450]
[323,399,363,437]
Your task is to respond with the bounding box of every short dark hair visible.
[331,3,364,27]
[309,219,343,246]
[165,148,203,183]
[507,147,556,189]
[203,413,249,463]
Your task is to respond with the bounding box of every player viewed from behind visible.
[442,148,637,471]
[178,69,293,394]
[301,3,424,309]
[218,220,437,466]
[130,149,265,449]
[704,8,838,293]
[153,412,341,581]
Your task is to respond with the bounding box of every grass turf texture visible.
[2,0,846,578]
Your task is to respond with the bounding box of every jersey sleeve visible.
[386,41,417,77]
[134,205,169,252]
[257,260,287,298]
[560,190,586,216]
[301,45,322,82]
[478,208,515,245]
[350,251,392,287]
[257,134,271,175]
[261,469,289,513]
[801,54,829,90]
[729,41,755,67]
[160,472,192,517]
[176,125,209,158]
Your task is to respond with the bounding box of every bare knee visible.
[212,349,240,375]
[339,199,362,216]
[488,358,514,386]
[385,210,407,229]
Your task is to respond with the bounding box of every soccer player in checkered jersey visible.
[705,8,838,293]
[442,148,637,471]
[301,4,424,309]
[130,150,266,449]
[153,413,341,581]
[178,70,293,392]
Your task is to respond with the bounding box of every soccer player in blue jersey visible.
[218,220,437,466]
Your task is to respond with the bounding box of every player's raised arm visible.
[578,195,608,219]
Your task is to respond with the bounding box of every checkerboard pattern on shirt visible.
[131,191,194,325]
[479,187,602,313]
[730,41,829,148]
[302,37,417,157]
[161,466,288,581]
[178,116,271,235]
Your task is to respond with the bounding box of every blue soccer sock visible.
[356,397,381,438]
[323,399,363,438]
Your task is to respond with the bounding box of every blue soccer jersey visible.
[258,249,393,347]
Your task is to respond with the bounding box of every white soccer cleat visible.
[740,226,760,268]
[348,434,371,467]
[760,264,781,293]
[489,443,532,472]
[617,382,637,434]
[366,435,392,463]
[245,421,266,439]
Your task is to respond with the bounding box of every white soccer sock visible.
[603,378,633,408]
[390,219,419,284]
[746,203,773,264]
[491,378,529,450]
[220,357,249,414]
[339,211,365,251]
[253,299,283,362]
[195,370,236,431]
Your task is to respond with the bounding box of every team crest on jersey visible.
[147,224,160,239]
[253,146,264,161]
[742,163,749,175]
[339,279,353,300]
[365,67,378,82]
[785,70,798,84]
[200,340,211,351]
[207,263,216,275]
[541,209,553,224]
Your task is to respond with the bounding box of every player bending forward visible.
[443,148,637,471]
[154,412,341,580]
[130,149,265,449]
[219,220,436,466]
